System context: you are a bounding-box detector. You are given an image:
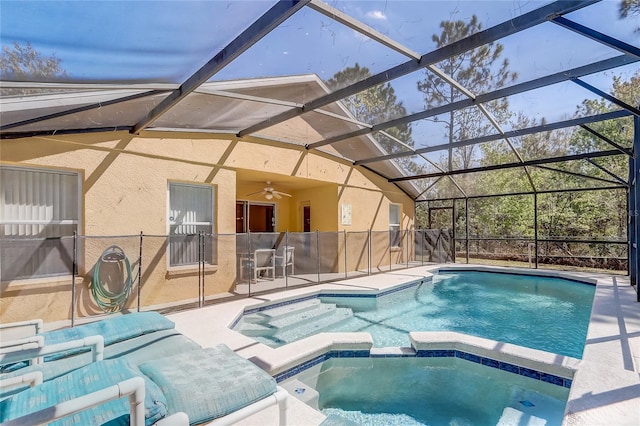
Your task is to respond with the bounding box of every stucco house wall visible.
[0,130,414,323]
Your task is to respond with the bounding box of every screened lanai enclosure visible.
[1,0,639,322]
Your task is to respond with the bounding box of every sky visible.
[1,0,638,139]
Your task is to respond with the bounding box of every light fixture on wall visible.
[246,181,292,200]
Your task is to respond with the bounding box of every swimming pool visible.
[299,356,570,426]
[234,270,595,358]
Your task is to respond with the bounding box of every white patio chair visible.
[275,246,295,277]
[242,248,276,281]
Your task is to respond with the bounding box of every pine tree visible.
[417,15,517,172]
[325,63,413,155]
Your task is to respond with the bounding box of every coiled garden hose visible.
[90,245,136,313]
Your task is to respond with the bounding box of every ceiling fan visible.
[246,181,292,200]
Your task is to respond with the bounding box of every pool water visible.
[312,357,569,426]
[234,271,595,358]
[323,271,594,358]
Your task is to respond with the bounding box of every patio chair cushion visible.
[0,358,168,426]
[0,361,28,374]
[104,328,202,365]
[139,344,277,424]
[40,312,175,361]
[0,329,202,399]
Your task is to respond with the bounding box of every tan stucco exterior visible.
[0,130,414,323]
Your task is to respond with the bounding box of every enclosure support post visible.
[465,198,469,264]
[368,229,372,275]
[138,232,143,312]
[389,229,392,271]
[420,229,424,266]
[452,202,456,263]
[632,112,640,300]
[71,231,77,327]
[285,231,289,289]
[201,232,205,308]
[406,229,410,268]
[247,230,252,296]
[414,203,417,266]
[628,184,634,282]
[344,230,348,279]
[197,233,201,305]
[631,135,637,290]
[316,230,321,284]
[198,232,202,308]
[534,193,539,269]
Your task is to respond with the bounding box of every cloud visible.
[366,10,387,20]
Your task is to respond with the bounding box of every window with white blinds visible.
[0,165,80,280]
[168,182,214,267]
[389,203,401,248]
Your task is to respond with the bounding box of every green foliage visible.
[423,57,635,269]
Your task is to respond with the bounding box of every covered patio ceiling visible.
[1,0,638,201]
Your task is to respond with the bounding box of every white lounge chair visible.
[275,246,295,277]
[0,313,289,425]
[1,345,288,426]
[241,248,276,281]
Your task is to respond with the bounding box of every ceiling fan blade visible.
[245,182,291,199]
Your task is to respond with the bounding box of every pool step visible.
[269,303,341,331]
[242,298,322,324]
[497,407,546,426]
[238,303,346,337]
[269,307,353,343]
[236,299,355,345]
[237,322,276,337]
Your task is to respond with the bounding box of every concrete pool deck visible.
[166,264,640,425]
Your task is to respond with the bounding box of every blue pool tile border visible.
[244,294,319,316]
[322,278,429,299]
[419,349,571,388]
[437,268,597,286]
[273,350,370,382]
[274,348,572,389]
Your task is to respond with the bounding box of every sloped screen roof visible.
[1,0,638,201]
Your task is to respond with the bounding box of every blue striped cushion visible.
[1,330,201,400]
[40,312,174,361]
[0,358,167,426]
[139,344,276,424]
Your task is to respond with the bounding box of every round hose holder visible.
[89,245,136,313]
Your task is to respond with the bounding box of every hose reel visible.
[90,245,136,313]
